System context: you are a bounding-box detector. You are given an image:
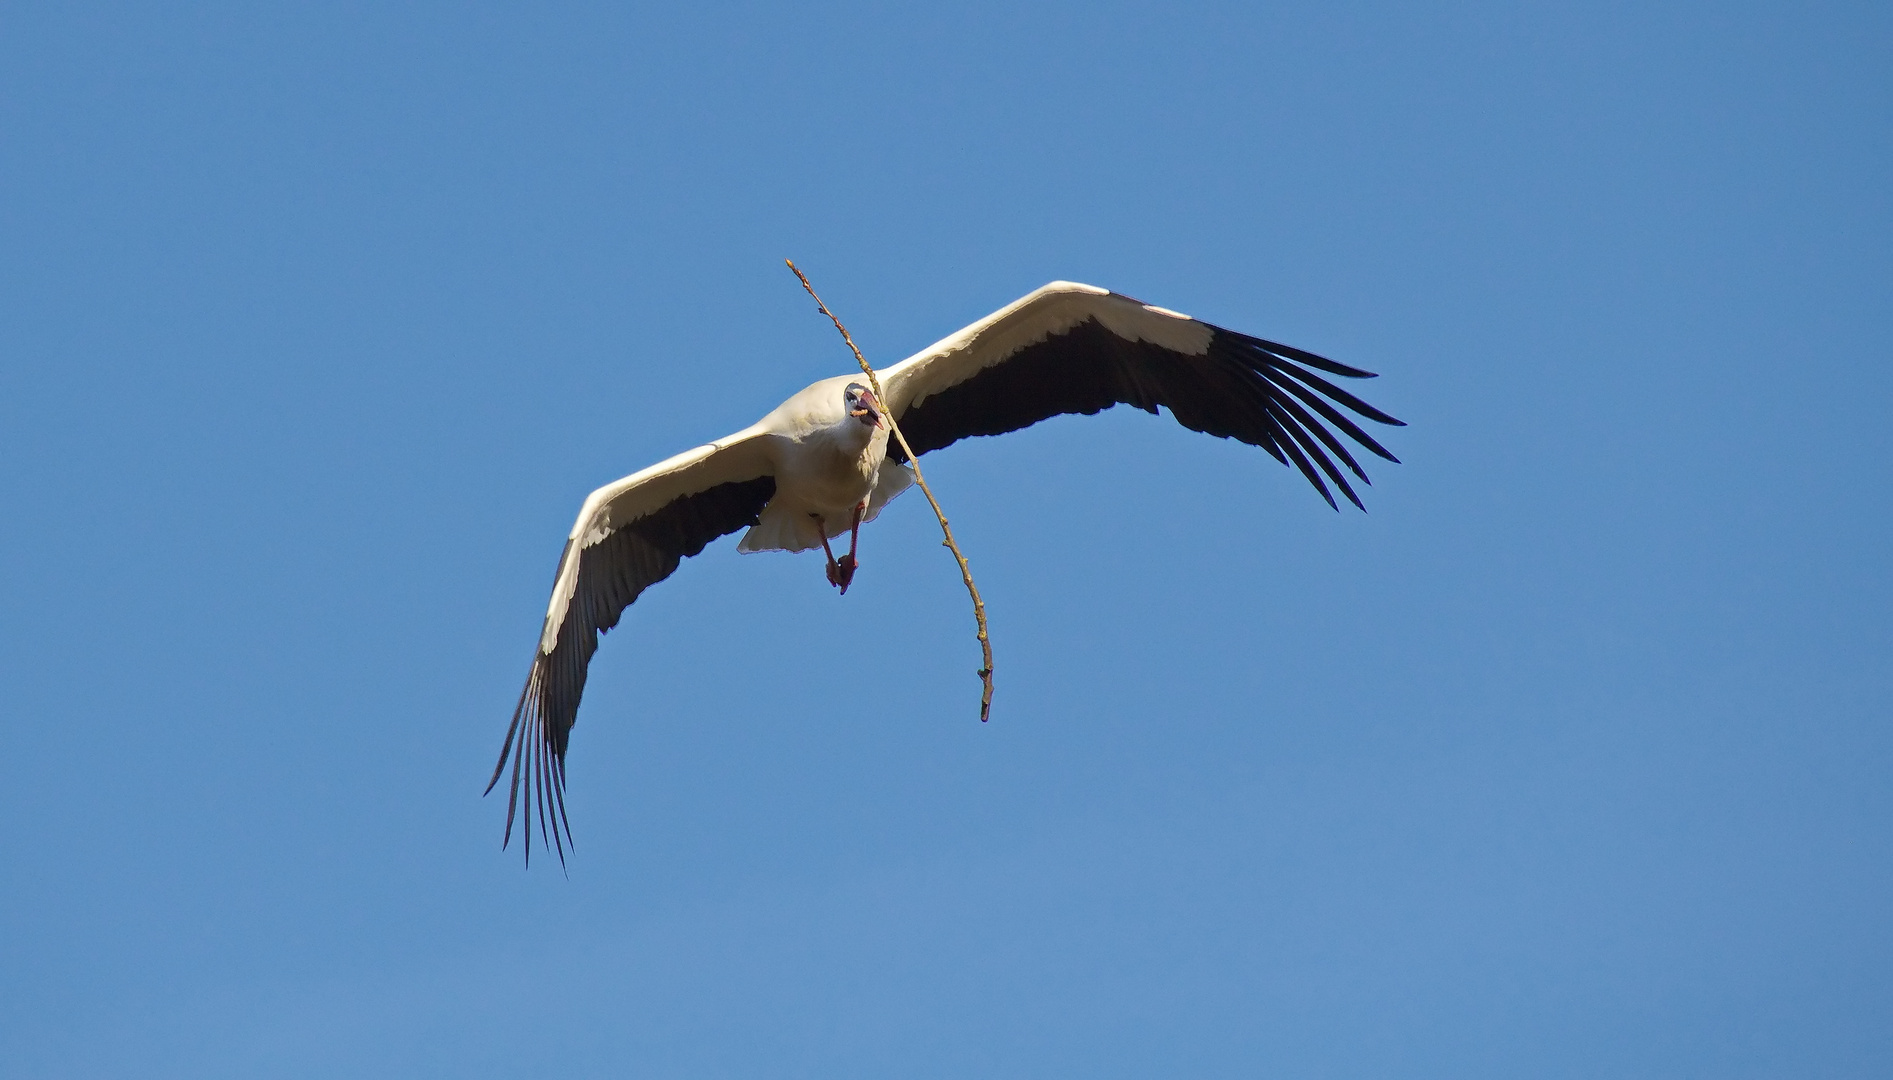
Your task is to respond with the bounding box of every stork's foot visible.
[834,554,857,594]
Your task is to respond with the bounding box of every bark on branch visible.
[786,260,995,721]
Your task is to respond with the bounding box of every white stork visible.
[487,282,1403,862]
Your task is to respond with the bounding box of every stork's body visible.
[736,376,907,576]
[489,281,1407,864]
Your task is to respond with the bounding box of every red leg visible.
[835,501,865,594]
[810,514,843,588]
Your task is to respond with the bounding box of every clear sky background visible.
[2,2,1888,1076]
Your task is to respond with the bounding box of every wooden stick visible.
[786,260,994,721]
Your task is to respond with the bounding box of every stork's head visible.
[844,382,884,430]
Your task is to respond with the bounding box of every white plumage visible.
[489,282,1404,864]
[735,376,915,555]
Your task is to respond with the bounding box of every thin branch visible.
[786,260,995,722]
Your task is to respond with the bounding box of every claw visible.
[835,554,857,593]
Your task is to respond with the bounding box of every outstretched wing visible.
[487,429,777,865]
[879,282,1404,509]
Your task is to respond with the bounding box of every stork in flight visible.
[487,282,1404,863]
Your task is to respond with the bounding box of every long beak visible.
[852,391,885,429]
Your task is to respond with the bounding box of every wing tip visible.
[492,654,576,868]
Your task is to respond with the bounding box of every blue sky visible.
[2,1,1888,1076]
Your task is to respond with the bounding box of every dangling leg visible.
[834,500,866,594]
[810,513,843,588]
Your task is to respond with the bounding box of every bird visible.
[486,281,1404,864]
